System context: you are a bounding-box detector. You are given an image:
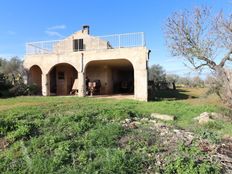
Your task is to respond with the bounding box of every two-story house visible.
[24,26,149,101]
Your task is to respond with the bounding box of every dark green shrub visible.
[164,144,221,174]
[197,129,221,144]
[9,83,28,96]
[84,123,124,148]
[76,148,146,174]
[204,121,224,130]
[27,84,40,95]
[0,119,15,136]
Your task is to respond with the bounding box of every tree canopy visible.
[165,6,232,106]
[148,64,166,82]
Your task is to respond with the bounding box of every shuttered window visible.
[73,39,84,51]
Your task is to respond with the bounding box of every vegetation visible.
[148,63,208,101]
[0,57,38,97]
[0,57,25,83]
[0,88,231,173]
[165,6,232,107]
[164,144,221,174]
[1,6,231,173]
[148,63,206,89]
[148,64,166,82]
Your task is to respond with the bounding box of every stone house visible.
[24,26,149,101]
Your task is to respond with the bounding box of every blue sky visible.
[0,0,231,76]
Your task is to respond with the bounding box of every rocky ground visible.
[121,115,232,173]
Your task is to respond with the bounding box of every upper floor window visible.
[73,39,84,51]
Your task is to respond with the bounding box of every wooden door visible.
[57,71,67,95]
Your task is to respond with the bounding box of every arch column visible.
[78,72,85,97]
[41,74,49,96]
[134,69,148,101]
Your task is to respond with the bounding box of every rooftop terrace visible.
[26,32,146,55]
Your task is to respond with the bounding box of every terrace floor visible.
[86,94,134,100]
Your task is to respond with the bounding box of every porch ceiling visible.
[86,59,133,70]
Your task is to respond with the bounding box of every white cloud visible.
[7,30,16,35]
[45,24,66,38]
[45,31,64,38]
[47,25,66,30]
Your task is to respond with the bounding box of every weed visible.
[0,95,229,173]
[197,129,221,144]
[164,144,221,174]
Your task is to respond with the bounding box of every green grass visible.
[0,95,231,137]
[0,90,231,173]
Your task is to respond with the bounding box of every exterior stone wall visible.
[24,29,149,101]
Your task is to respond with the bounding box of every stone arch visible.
[28,65,42,95]
[84,59,134,95]
[84,57,136,71]
[48,63,78,95]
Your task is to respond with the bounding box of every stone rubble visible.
[193,112,232,125]
[150,113,175,121]
[193,112,214,124]
[121,116,232,173]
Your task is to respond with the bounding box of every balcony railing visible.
[26,32,145,55]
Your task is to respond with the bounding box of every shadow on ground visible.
[149,88,197,101]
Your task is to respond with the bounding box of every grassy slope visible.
[0,95,220,119]
[0,88,231,136]
[0,88,231,173]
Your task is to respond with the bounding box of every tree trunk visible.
[215,66,232,107]
[172,82,176,90]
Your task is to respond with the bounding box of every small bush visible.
[164,144,221,174]
[204,121,224,130]
[84,123,124,148]
[27,84,40,95]
[165,156,221,174]
[9,83,28,96]
[197,129,221,144]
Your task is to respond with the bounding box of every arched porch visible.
[85,59,134,96]
[28,65,42,95]
[48,63,78,95]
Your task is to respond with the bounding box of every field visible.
[0,88,231,173]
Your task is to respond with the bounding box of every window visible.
[58,72,65,80]
[73,39,84,51]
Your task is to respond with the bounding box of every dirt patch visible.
[0,138,9,150]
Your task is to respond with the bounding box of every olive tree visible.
[165,7,232,106]
[166,74,180,90]
[148,64,166,82]
[0,57,25,85]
